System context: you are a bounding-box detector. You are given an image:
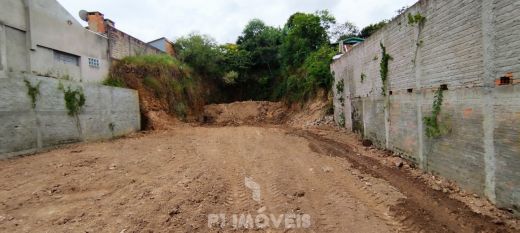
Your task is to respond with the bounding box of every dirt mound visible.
[203,101,287,125]
[285,97,334,128]
[202,96,335,128]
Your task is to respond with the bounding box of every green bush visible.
[222,71,239,85]
[274,45,336,103]
[408,13,426,26]
[302,46,336,90]
[175,33,222,77]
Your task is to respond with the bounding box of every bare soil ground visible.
[1,101,519,233]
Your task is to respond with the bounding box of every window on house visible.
[53,50,79,66]
[88,58,100,69]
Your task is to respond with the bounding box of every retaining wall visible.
[332,0,520,213]
[0,76,140,159]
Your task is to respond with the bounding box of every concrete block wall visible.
[332,0,520,213]
[0,75,140,159]
[107,26,163,61]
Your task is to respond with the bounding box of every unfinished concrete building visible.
[0,0,140,158]
[0,0,110,82]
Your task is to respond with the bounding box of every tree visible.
[281,12,329,68]
[330,21,359,43]
[174,33,223,77]
[237,19,283,75]
[220,44,251,72]
[219,43,252,84]
[302,45,337,90]
[314,10,359,43]
[315,10,336,32]
[358,20,388,38]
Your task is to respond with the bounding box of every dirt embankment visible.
[107,55,208,131]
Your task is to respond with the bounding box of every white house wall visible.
[0,0,109,83]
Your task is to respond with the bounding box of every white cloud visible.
[57,0,418,43]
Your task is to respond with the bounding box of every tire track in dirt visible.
[293,129,514,233]
[2,126,516,233]
[292,144,403,233]
[249,130,401,233]
[192,128,260,216]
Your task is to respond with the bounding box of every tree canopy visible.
[171,10,370,103]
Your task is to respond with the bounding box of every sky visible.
[57,0,418,44]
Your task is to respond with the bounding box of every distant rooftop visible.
[343,37,365,45]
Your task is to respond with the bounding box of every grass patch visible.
[103,77,126,88]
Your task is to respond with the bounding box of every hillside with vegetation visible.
[103,10,386,123]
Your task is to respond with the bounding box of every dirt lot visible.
[0,123,518,233]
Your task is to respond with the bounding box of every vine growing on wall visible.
[338,112,346,128]
[24,80,41,109]
[59,83,86,116]
[407,13,426,26]
[336,79,344,94]
[335,78,346,126]
[361,73,366,83]
[109,122,116,137]
[379,43,392,96]
[424,88,445,138]
[409,12,426,66]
